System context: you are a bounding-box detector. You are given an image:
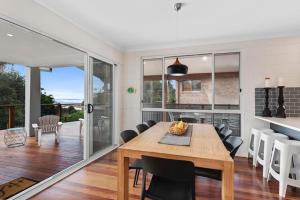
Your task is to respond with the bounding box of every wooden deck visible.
[0,121,83,185]
[32,151,300,200]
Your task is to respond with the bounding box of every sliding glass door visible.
[88,57,114,156]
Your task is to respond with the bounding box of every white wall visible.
[122,36,300,157]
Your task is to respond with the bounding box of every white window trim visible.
[141,51,241,115]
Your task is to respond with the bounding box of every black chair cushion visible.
[136,124,149,134]
[194,167,222,181]
[147,120,157,127]
[120,130,138,143]
[129,159,143,169]
[146,176,193,200]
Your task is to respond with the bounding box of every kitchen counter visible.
[255,116,300,140]
[255,116,300,132]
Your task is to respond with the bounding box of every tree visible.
[0,69,25,129]
[41,88,56,116]
[168,80,176,104]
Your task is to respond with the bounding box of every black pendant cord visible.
[276,86,286,118]
[262,87,272,117]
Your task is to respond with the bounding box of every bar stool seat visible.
[268,139,300,198]
[248,128,274,166]
[257,132,289,178]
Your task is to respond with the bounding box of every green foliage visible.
[62,110,83,122]
[168,80,176,104]
[143,80,162,105]
[0,70,25,129]
[67,106,76,114]
[41,88,55,104]
[41,88,56,116]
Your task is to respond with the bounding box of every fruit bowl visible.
[168,121,188,136]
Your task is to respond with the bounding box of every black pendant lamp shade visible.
[167,57,188,76]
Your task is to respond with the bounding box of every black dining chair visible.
[224,136,244,158]
[194,136,243,181]
[141,156,195,200]
[219,129,232,142]
[136,123,149,134]
[120,130,143,187]
[146,120,157,127]
[177,117,197,123]
[215,123,226,134]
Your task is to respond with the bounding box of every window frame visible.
[213,52,241,110]
[141,51,241,114]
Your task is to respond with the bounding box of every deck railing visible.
[0,103,83,129]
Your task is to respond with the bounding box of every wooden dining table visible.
[117,122,234,200]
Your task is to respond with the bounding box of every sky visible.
[5,64,85,102]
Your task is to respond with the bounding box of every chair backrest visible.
[146,120,156,127]
[220,129,232,142]
[38,115,59,133]
[136,124,149,134]
[177,117,197,123]
[120,130,138,143]
[215,123,226,134]
[142,156,195,182]
[224,136,243,158]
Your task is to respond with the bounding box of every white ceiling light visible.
[202,56,208,61]
[7,33,14,37]
[167,3,188,76]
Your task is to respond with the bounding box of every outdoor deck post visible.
[25,67,41,136]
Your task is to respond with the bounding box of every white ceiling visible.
[36,0,300,51]
[0,19,84,67]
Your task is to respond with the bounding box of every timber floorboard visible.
[32,151,300,200]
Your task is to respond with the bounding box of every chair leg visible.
[55,132,60,144]
[133,170,138,187]
[135,169,140,186]
[267,146,276,182]
[140,171,147,200]
[263,140,272,178]
[38,130,42,146]
[279,151,292,198]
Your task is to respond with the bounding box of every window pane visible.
[164,54,212,110]
[142,111,241,136]
[213,113,241,136]
[142,111,213,124]
[143,59,163,108]
[214,53,240,110]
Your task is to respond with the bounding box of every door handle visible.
[87,104,94,113]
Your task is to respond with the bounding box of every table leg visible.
[118,149,129,200]
[222,161,234,200]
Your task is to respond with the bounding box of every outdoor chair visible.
[32,115,63,146]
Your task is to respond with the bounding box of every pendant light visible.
[167,2,188,76]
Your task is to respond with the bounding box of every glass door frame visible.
[3,16,119,199]
[85,54,118,158]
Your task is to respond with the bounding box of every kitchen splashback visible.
[255,87,300,117]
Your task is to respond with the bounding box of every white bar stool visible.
[267,139,300,198]
[257,132,289,178]
[248,128,274,166]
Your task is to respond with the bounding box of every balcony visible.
[0,104,84,185]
